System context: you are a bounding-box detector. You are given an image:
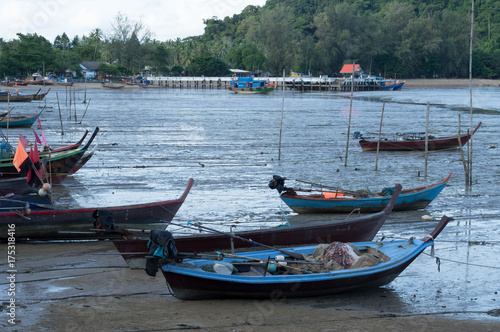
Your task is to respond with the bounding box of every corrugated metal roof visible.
[340,64,361,73]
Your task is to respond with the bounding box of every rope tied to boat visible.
[423,234,435,256]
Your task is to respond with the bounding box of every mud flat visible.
[2,241,500,331]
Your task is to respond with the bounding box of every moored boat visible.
[0,89,39,102]
[0,108,45,128]
[0,127,99,184]
[227,76,276,94]
[160,215,449,300]
[269,173,451,213]
[358,122,482,151]
[0,178,194,241]
[102,82,125,89]
[113,184,402,267]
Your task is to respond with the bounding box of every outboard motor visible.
[353,131,363,139]
[92,209,116,233]
[268,175,287,193]
[145,229,178,277]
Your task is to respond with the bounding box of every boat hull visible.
[360,134,472,151]
[0,179,194,240]
[279,173,450,214]
[162,236,437,300]
[227,84,276,94]
[359,122,481,151]
[114,185,402,266]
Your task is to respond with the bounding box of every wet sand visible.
[2,241,499,331]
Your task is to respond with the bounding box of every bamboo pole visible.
[73,90,77,120]
[468,0,475,186]
[458,115,468,185]
[344,62,355,166]
[375,100,385,171]
[79,98,91,124]
[6,93,9,141]
[278,69,285,160]
[68,86,72,120]
[424,102,430,177]
[56,92,64,135]
[83,78,87,104]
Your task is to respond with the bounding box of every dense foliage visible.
[0,0,498,78]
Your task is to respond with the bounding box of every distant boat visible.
[102,82,125,89]
[58,78,73,86]
[393,81,405,90]
[227,76,276,94]
[342,74,404,91]
[123,77,150,86]
[1,80,29,87]
[358,122,482,151]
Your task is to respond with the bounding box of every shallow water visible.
[7,84,500,320]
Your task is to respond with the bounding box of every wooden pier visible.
[146,77,384,92]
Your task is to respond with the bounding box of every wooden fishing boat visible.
[0,108,45,128]
[1,80,29,87]
[0,178,33,196]
[0,127,99,184]
[358,122,482,151]
[44,128,92,154]
[0,88,45,102]
[58,78,73,86]
[227,76,276,94]
[393,81,405,90]
[32,89,50,101]
[161,215,449,300]
[102,82,125,89]
[0,178,194,241]
[0,93,33,102]
[113,185,402,266]
[270,173,451,213]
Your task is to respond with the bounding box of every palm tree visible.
[90,28,102,61]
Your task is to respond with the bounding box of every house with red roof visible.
[340,64,363,75]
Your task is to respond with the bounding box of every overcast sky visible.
[0,0,267,42]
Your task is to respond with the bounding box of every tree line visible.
[0,0,498,79]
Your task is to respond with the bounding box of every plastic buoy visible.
[267,263,277,273]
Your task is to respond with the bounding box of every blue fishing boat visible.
[227,76,276,94]
[161,215,449,300]
[0,107,45,128]
[269,173,451,213]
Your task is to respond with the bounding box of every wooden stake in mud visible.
[68,86,72,121]
[375,100,385,171]
[73,90,77,121]
[83,78,87,104]
[79,98,91,124]
[56,92,64,135]
[278,69,285,160]
[468,0,475,186]
[424,102,430,177]
[344,62,355,166]
[457,115,468,185]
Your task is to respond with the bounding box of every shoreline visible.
[8,78,500,91]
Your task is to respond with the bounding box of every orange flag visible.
[13,139,29,172]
